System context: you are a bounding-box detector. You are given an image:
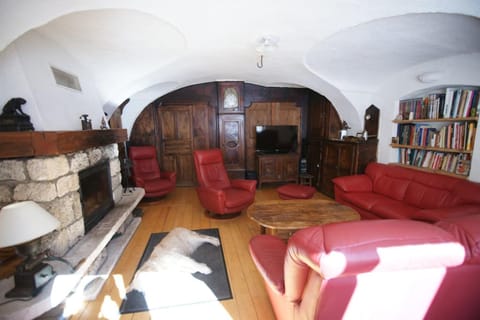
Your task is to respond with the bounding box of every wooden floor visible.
[68,186,330,320]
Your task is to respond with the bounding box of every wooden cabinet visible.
[257,153,299,188]
[245,102,301,172]
[320,139,378,198]
[219,114,245,179]
[305,92,342,189]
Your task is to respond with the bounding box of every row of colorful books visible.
[399,88,479,120]
[397,122,476,151]
[398,149,471,176]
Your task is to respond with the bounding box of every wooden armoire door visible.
[219,114,245,179]
[158,105,194,186]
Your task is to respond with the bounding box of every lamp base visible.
[5,262,56,298]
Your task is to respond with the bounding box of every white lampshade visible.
[0,201,60,248]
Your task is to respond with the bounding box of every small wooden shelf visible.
[390,143,473,154]
[0,129,127,159]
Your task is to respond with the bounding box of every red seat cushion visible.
[277,184,316,199]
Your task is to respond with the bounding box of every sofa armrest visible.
[160,171,177,184]
[231,179,257,192]
[436,214,480,264]
[332,175,373,193]
[288,220,465,280]
[249,235,287,294]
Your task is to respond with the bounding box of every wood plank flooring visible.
[68,186,330,320]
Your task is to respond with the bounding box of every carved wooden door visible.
[219,114,245,178]
[158,105,194,186]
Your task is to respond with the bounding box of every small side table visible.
[298,173,314,186]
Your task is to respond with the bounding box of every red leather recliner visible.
[129,146,176,198]
[193,148,256,215]
[249,218,480,319]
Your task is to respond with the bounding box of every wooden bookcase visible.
[391,87,479,178]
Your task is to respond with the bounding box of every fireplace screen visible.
[78,160,114,233]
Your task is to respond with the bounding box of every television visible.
[255,125,298,154]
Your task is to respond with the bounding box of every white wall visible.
[0,30,104,131]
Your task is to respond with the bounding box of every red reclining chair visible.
[249,218,480,319]
[193,148,256,216]
[129,146,176,198]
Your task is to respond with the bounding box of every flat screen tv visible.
[255,125,298,154]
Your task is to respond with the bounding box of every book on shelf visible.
[455,154,471,176]
[444,88,455,118]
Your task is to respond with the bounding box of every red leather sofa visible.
[332,162,480,221]
[249,217,480,319]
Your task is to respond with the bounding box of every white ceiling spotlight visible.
[416,71,444,83]
[256,35,278,69]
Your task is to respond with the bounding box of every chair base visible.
[205,210,242,219]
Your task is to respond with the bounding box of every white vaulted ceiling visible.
[0,0,480,133]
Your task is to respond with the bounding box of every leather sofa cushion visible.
[414,205,480,222]
[341,192,386,211]
[370,199,417,219]
[436,215,480,264]
[404,181,459,209]
[372,175,410,201]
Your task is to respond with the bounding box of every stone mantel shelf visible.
[0,129,128,159]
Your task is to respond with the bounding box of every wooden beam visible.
[0,129,128,159]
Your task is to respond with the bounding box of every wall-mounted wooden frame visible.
[218,81,244,114]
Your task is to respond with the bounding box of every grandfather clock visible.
[218,82,246,179]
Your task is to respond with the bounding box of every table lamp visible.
[0,201,60,298]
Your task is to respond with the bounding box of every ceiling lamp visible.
[416,71,443,83]
[256,35,278,68]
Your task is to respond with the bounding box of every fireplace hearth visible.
[79,160,114,233]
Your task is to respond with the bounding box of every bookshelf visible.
[391,87,479,178]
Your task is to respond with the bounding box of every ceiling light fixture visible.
[256,35,278,69]
[416,71,443,83]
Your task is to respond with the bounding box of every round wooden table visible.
[247,199,360,239]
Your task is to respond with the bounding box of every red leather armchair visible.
[249,218,480,319]
[193,149,256,215]
[129,146,176,198]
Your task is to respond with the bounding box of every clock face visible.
[223,87,239,110]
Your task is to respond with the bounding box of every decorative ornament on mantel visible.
[80,114,92,130]
[0,97,34,132]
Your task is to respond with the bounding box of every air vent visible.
[51,66,82,91]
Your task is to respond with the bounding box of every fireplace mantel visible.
[0,129,127,159]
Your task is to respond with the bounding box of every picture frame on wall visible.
[218,82,244,114]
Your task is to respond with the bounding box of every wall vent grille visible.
[51,66,82,91]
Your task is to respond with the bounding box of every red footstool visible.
[277,183,316,200]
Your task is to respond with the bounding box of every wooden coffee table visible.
[247,199,360,239]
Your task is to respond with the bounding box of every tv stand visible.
[256,153,299,188]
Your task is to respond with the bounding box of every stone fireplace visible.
[0,130,145,319]
[0,143,124,256]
